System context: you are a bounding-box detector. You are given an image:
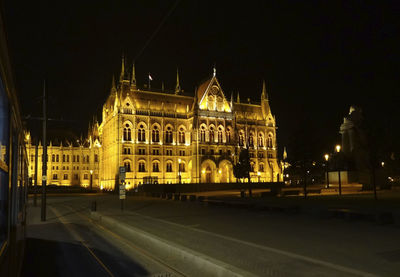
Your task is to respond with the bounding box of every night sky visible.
[2,0,399,160]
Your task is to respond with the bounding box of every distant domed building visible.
[27,57,282,190]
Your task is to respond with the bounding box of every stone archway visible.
[218,159,234,183]
[200,159,217,183]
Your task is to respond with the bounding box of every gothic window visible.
[124,123,132,141]
[207,95,215,110]
[152,162,160,172]
[53,174,58,180]
[52,154,55,162]
[152,125,160,143]
[217,96,223,111]
[217,127,223,143]
[200,126,206,142]
[87,155,89,163]
[138,124,145,142]
[73,155,75,162]
[165,126,173,143]
[67,155,70,162]
[179,162,185,172]
[258,133,264,147]
[138,161,146,172]
[249,133,254,147]
[250,162,255,172]
[267,134,273,148]
[178,127,185,144]
[166,162,172,172]
[259,163,264,172]
[239,131,244,147]
[56,155,59,162]
[63,154,65,162]
[77,155,79,163]
[226,128,231,143]
[124,161,131,172]
[209,126,215,143]
[94,154,98,162]
[63,174,68,180]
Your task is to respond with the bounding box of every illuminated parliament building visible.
[26,59,282,190]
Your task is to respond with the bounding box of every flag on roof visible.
[148,74,153,81]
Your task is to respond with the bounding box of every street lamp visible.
[324,154,330,189]
[335,145,341,196]
[257,171,261,183]
[90,170,93,190]
[178,158,182,184]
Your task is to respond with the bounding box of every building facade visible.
[27,59,282,190]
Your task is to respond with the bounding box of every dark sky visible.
[2,0,399,159]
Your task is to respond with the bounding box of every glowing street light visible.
[257,171,261,182]
[324,154,330,189]
[335,145,342,196]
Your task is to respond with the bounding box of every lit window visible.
[153,162,159,172]
[124,123,132,141]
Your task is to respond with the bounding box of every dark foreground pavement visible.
[22,194,400,276]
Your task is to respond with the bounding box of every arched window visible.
[209,126,215,143]
[178,127,185,144]
[226,128,231,143]
[258,133,264,147]
[217,127,223,143]
[239,131,244,146]
[165,126,173,143]
[267,134,273,148]
[152,161,160,172]
[200,125,206,142]
[259,163,264,172]
[138,124,145,142]
[179,162,185,172]
[124,123,132,141]
[249,133,254,147]
[152,125,160,143]
[250,162,255,172]
[138,161,146,172]
[166,162,173,172]
[207,95,215,110]
[218,96,224,111]
[124,160,131,172]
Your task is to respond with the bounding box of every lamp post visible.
[90,170,93,190]
[178,158,182,184]
[324,154,330,189]
[257,171,261,183]
[335,145,342,196]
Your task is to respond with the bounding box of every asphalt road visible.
[23,194,400,276]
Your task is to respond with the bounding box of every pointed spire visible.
[261,80,267,100]
[283,147,287,160]
[175,68,181,94]
[236,92,240,103]
[111,75,116,92]
[230,92,233,104]
[119,54,125,82]
[130,62,136,87]
[162,81,165,92]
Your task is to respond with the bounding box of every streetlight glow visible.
[335,145,341,153]
[324,154,329,161]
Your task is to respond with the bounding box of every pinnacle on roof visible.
[119,54,125,82]
[111,75,116,92]
[175,68,181,94]
[261,80,269,101]
[131,62,136,86]
[237,92,240,103]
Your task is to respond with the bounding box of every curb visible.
[90,212,256,277]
